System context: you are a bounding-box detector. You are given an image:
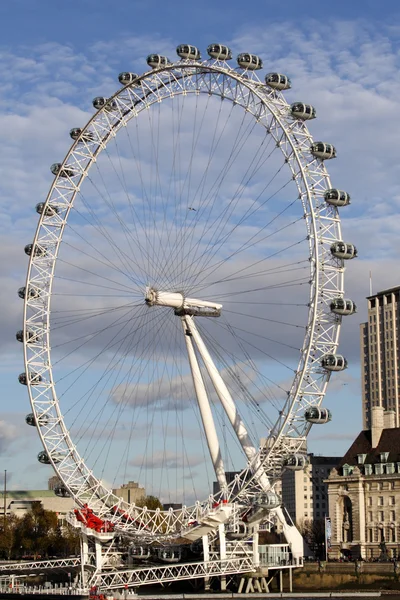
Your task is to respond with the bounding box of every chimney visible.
[384,410,396,429]
[371,406,384,448]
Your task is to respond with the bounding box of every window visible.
[358,454,367,464]
[377,482,383,490]
[368,497,372,506]
[376,464,384,475]
[387,463,395,474]
[304,486,307,491]
[390,510,396,521]
[368,511,373,522]
[365,464,373,475]
[390,496,395,505]
[378,496,384,506]
[368,529,373,542]
[379,511,384,522]
[390,482,395,490]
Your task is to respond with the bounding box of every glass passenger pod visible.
[255,490,281,509]
[321,354,348,371]
[38,451,63,465]
[330,298,357,316]
[92,97,118,111]
[69,128,96,143]
[330,241,357,260]
[304,406,332,424]
[36,202,59,217]
[324,189,351,207]
[25,413,49,427]
[18,371,43,385]
[283,454,308,471]
[16,329,37,343]
[18,285,41,300]
[207,44,232,61]
[237,53,263,70]
[50,163,76,178]
[290,103,316,120]
[311,142,337,160]
[24,243,46,257]
[54,485,71,498]
[265,73,291,90]
[146,54,170,69]
[118,72,139,85]
[176,44,201,60]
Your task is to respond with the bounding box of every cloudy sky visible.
[1,0,400,498]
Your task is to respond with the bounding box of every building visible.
[112,480,145,504]
[326,406,400,560]
[281,454,339,526]
[0,490,74,521]
[361,285,400,429]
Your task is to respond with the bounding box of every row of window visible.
[367,495,396,506]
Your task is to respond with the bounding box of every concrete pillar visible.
[202,534,210,591]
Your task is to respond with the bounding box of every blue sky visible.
[1,0,400,496]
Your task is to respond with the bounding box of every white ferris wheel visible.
[18,43,356,557]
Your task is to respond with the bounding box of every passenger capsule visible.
[25,413,48,427]
[16,329,37,343]
[92,97,117,111]
[330,298,357,316]
[18,286,41,300]
[237,53,263,70]
[207,44,232,61]
[290,103,316,120]
[38,450,62,465]
[54,485,71,498]
[255,491,281,509]
[118,72,139,85]
[36,202,59,217]
[330,241,357,260]
[324,189,351,207]
[321,354,348,371]
[265,73,291,91]
[176,44,201,60]
[18,371,42,386]
[304,406,332,424]
[311,142,336,160]
[50,163,76,178]
[69,128,96,142]
[24,244,46,258]
[283,454,308,471]
[146,54,170,69]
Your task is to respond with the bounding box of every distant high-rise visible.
[360,286,400,429]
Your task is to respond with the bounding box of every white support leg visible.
[181,317,227,494]
[186,316,271,491]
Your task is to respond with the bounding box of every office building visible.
[282,454,339,525]
[361,285,400,429]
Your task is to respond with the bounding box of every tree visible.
[0,514,20,559]
[136,495,163,510]
[298,518,326,559]
[14,503,59,559]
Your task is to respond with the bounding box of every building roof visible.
[308,454,341,465]
[338,428,400,467]
[6,490,55,499]
[367,285,400,300]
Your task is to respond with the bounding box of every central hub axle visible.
[145,287,222,317]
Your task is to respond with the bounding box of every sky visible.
[1,0,400,498]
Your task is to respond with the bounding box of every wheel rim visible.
[22,59,345,536]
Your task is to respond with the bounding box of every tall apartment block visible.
[360,286,400,430]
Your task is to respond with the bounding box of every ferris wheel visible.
[18,44,356,544]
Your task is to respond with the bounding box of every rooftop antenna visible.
[369,270,373,296]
